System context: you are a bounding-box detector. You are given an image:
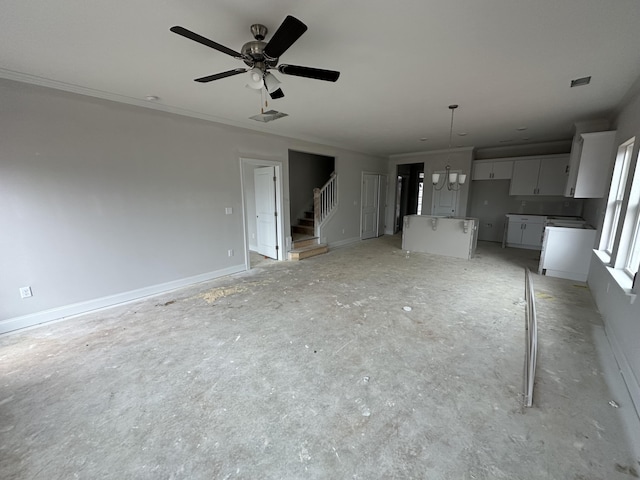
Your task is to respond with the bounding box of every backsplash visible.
[468,180,585,242]
[510,195,584,216]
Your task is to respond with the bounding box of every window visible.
[622,150,640,277]
[601,140,633,255]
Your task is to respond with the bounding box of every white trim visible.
[389,146,474,160]
[593,250,637,302]
[604,323,640,420]
[328,236,361,249]
[0,265,245,334]
[239,157,286,268]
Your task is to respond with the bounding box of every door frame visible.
[240,157,285,269]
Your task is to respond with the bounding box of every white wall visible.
[0,79,386,332]
[587,86,640,417]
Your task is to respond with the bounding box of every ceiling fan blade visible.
[194,69,247,83]
[277,64,340,82]
[269,88,285,99]
[170,26,245,59]
[263,16,307,60]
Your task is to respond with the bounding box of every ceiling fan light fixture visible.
[246,68,264,90]
[263,72,282,94]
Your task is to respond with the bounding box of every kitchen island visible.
[402,215,479,260]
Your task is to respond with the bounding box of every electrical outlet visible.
[228,249,234,257]
[20,286,32,298]
[225,207,233,215]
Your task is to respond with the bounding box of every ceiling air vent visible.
[249,110,288,122]
[570,76,591,87]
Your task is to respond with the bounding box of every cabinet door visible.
[510,160,540,195]
[564,137,583,197]
[537,157,569,196]
[521,222,544,247]
[492,161,513,180]
[472,162,493,180]
[573,131,617,198]
[506,221,524,244]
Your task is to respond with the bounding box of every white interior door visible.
[431,170,460,216]
[361,173,379,239]
[377,175,387,236]
[254,166,278,259]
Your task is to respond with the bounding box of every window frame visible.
[600,139,634,256]
[621,148,640,278]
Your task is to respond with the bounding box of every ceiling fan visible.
[170,15,340,99]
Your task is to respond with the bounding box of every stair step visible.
[304,211,315,219]
[289,243,328,261]
[292,236,319,249]
[292,225,314,235]
[298,218,314,227]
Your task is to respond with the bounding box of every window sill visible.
[593,249,637,304]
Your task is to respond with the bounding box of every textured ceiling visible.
[1,0,639,156]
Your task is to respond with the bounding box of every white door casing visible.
[254,166,278,259]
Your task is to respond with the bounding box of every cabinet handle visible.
[570,187,574,196]
[565,165,569,173]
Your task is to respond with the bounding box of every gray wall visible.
[387,148,474,233]
[288,150,334,224]
[587,85,640,417]
[469,180,584,242]
[0,79,387,331]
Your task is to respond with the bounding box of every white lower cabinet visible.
[504,215,545,250]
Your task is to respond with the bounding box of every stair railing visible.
[313,172,338,229]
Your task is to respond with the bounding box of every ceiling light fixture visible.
[263,72,282,94]
[432,105,467,191]
[145,95,160,101]
[246,67,264,90]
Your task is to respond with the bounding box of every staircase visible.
[289,210,328,261]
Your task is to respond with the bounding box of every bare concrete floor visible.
[1,235,639,479]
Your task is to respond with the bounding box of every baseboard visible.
[604,323,640,419]
[0,264,246,334]
[328,236,361,249]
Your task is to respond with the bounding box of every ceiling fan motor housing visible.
[242,40,278,69]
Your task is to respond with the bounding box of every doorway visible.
[394,163,424,232]
[240,158,285,270]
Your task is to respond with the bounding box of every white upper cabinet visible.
[509,155,570,196]
[564,131,617,198]
[472,159,513,180]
